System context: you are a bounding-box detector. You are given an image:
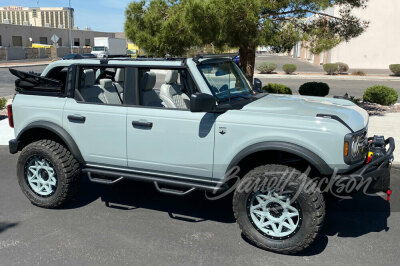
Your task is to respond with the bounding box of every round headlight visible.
[351,136,360,158]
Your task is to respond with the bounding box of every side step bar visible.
[82,167,226,194]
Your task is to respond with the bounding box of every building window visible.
[0,35,2,46]
[57,38,62,47]
[12,36,23,47]
[45,12,49,24]
[40,37,48,44]
[41,12,45,26]
[74,38,80,46]
[85,39,90,46]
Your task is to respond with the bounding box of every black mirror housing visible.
[190,93,216,113]
[253,78,262,92]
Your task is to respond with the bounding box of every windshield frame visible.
[197,59,254,103]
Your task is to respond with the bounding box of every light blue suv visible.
[8,55,395,254]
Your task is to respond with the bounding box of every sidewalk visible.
[254,72,400,81]
[0,58,52,68]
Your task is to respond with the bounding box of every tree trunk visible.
[239,44,256,81]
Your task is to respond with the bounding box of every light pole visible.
[69,0,73,53]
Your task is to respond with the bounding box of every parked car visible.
[62,54,83,60]
[80,53,97,59]
[233,55,240,65]
[7,55,395,254]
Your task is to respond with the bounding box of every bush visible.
[363,85,398,105]
[336,62,349,73]
[282,64,297,74]
[299,82,330,97]
[389,64,400,76]
[256,62,277,74]
[262,83,292,94]
[0,97,7,109]
[352,70,366,76]
[323,63,339,75]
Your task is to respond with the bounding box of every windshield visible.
[92,46,106,52]
[198,60,253,102]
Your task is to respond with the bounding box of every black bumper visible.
[343,137,395,193]
[9,139,19,154]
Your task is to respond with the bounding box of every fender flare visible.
[227,141,333,175]
[16,121,85,164]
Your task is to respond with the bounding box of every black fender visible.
[16,121,85,164]
[227,141,333,176]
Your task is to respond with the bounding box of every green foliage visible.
[336,62,349,73]
[352,70,366,76]
[0,97,6,109]
[335,93,361,105]
[389,64,400,76]
[256,62,277,74]
[363,86,398,106]
[323,63,339,75]
[282,64,297,74]
[124,0,369,78]
[262,83,292,94]
[299,82,330,97]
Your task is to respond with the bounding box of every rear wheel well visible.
[18,128,68,152]
[235,150,321,178]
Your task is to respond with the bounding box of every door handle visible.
[68,115,86,123]
[132,120,153,129]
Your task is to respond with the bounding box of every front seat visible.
[140,72,163,107]
[160,70,190,109]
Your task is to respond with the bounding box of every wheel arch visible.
[227,141,333,177]
[16,121,85,164]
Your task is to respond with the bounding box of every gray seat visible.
[99,79,122,105]
[79,69,121,105]
[160,70,190,109]
[114,68,125,99]
[140,72,163,107]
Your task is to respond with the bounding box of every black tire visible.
[17,140,80,208]
[233,164,325,254]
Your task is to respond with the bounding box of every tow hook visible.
[386,189,392,202]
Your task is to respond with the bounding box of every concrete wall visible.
[5,47,25,60]
[329,0,400,69]
[0,23,115,48]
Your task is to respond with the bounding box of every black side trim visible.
[228,141,333,175]
[316,114,354,133]
[82,167,224,192]
[16,121,85,164]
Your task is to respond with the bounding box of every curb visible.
[254,73,400,82]
[0,62,51,68]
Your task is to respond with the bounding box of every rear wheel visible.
[17,140,80,208]
[233,164,325,254]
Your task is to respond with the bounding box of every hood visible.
[242,94,369,132]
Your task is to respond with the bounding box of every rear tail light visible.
[7,104,14,128]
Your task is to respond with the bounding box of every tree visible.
[125,0,369,80]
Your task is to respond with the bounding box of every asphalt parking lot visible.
[0,145,399,265]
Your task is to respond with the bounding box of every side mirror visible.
[253,78,262,92]
[190,93,216,113]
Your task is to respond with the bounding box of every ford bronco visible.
[7,55,395,254]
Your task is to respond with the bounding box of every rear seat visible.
[79,69,121,105]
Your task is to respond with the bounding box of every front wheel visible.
[233,164,325,254]
[17,140,80,208]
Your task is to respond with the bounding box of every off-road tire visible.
[17,140,80,208]
[233,164,325,254]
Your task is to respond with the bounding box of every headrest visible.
[99,78,113,89]
[115,68,125,82]
[141,72,156,91]
[83,69,95,87]
[165,70,178,84]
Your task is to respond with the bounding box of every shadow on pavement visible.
[0,222,18,234]
[65,174,391,255]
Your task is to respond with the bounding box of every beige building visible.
[293,0,400,69]
[0,6,74,29]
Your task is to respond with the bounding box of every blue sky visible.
[1,0,132,32]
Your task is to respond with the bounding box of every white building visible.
[292,0,400,69]
[0,6,74,29]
